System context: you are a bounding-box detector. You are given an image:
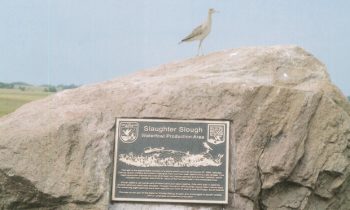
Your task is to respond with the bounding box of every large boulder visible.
[0,46,349,210]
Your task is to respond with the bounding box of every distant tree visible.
[44,86,57,92]
[19,86,26,91]
[12,82,31,86]
[348,96,350,101]
[57,84,78,90]
[0,82,14,89]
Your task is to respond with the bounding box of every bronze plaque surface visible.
[112,118,230,204]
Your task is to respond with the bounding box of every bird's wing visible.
[181,24,203,42]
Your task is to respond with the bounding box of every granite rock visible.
[0,46,349,210]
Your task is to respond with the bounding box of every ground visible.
[0,88,51,117]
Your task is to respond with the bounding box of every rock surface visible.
[1,46,350,210]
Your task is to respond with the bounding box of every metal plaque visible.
[112,118,230,204]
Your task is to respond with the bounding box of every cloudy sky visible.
[0,0,349,95]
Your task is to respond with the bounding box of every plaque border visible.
[111,118,231,204]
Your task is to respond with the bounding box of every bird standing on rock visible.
[179,8,218,56]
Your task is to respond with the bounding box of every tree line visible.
[0,82,28,89]
[41,84,78,92]
[0,82,78,92]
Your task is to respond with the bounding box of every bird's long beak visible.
[214,10,219,13]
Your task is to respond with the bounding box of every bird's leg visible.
[197,40,203,56]
[201,40,204,56]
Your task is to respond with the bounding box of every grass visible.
[0,88,51,117]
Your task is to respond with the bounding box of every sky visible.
[0,0,349,95]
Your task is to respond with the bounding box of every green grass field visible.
[0,88,51,117]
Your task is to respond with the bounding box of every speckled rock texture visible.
[0,46,349,210]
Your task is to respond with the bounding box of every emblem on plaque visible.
[208,124,225,145]
[119,122,139,143]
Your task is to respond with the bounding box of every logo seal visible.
[119,121,139,143]
[207,124,225,145]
